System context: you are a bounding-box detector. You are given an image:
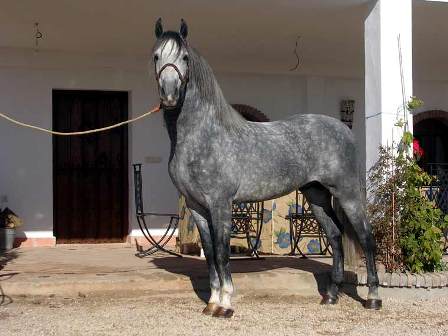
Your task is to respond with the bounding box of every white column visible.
[365,0,413,172]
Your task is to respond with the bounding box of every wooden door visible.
[53,90,128,243]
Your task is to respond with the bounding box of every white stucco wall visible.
[2,48,445,238]
[0,52,359,237]
[0,68,160,238]
[414,80,448,113]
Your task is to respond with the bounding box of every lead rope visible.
[0,104,161,136]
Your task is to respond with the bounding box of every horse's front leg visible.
[210,199,234,318]
[188,204,221,315]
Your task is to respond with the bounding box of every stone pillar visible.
[365,0,413,172]
[342,0,413,270]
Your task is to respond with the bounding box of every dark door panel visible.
[53,90,128,243]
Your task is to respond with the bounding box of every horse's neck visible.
[164,75,245,159]
[163,107,182,160]
[163,87,210,160]
[169,86,221,131]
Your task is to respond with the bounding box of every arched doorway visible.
[413,110,448,169]
[414,110,448,220]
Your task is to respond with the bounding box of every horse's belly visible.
[235,173,305,202]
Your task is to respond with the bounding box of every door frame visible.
[52,89,129,243]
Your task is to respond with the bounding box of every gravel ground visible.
[1,291,447,336]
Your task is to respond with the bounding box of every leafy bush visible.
[368,147,403,271]
[368,97,448,273]
[399,158,448,273]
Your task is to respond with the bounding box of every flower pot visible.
[0,228,15,250]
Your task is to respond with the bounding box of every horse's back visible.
[247,113,356,152]
[273,113,358,177]
[239,113,359,184]
[284,113,353,138]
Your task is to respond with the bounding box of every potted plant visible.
[0,207,22,250]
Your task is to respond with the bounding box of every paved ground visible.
[0,245,333,297]
[1,245,448,335]
[2,290,448,336]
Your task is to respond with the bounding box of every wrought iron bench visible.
[286,189,331,258]
[133,163,182,257]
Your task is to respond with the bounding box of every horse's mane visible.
[156,32,247,133]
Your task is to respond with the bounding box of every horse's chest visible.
[169,147,221,200]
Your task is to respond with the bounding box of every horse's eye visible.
[183,55,189,62]
[153,55,159,63]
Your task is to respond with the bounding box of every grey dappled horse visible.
[152,18,381,318]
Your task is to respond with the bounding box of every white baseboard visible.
[128,228,178,237]
[14,229,177,239]
[16,230,55,239]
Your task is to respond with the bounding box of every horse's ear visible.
[155,18,163,39]
[180,19,188,39]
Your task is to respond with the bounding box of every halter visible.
[155,62,189,85]
[154,35,190,108]
[155,61,189,109]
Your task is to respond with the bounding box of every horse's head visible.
[153,18,189,109]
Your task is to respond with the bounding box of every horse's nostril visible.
[160,86,166,97]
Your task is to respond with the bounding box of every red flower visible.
[413,139,424,159]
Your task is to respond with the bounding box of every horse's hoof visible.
[202,303,220,315]
[364,299,382,310]
[212,306,234,318]
[320,296,338,305]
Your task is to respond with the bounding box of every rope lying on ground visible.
[0,104,161,136]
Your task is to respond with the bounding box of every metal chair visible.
[231,201,264,258]
[133,163,182,257]
[425,163,448,253]
[286,190,331,258]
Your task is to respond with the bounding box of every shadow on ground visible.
[0,250,19,306]
[151,256,365,305]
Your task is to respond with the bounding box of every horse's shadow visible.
[151,255,365,305]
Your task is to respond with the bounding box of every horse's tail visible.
[332,171,366,266]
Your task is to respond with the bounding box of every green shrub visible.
[368,97,448,273]
[399,158,448,273]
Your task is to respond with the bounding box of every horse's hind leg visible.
[336,191,382,309]
[187,202,221,315]
[301,184,344,304]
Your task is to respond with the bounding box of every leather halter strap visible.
[155,62,189,85]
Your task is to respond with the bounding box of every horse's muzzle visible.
[160,99,179,110]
